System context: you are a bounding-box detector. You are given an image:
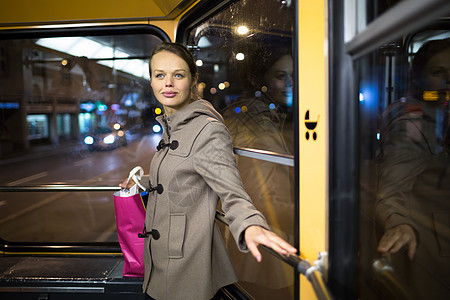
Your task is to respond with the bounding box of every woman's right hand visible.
[377,224,417,260]
[119,178,136,189]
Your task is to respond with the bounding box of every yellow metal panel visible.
[300,276,316,299]
[150,0,200,42]
[0,0,184,24]
[298,0,328,298]
[0,0,200,42]
[150,20,177,41]
[153,0,185,15]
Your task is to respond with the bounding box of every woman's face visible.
[423,48,450,92]
[150,51,192,116]
[263,54,293,106]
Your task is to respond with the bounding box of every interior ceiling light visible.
[36,37,149,79]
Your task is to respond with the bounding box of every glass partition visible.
[0,29,165,243]
[186,0,295,299]
[357,23,450,299]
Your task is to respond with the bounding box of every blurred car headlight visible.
[84,136,94,145]
[152,124,162,133]
[103,134,116,144]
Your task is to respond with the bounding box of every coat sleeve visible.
[192,120,271,252]
[376,117,427,238]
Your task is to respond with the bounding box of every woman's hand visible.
[119,178,136,189]
[244,225,297,262]
[377,224,417,260]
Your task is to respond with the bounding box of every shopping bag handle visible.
[126,166,146,191]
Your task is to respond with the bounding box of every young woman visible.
[122,42,297,300]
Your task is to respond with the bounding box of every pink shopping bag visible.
[113,191,147,277]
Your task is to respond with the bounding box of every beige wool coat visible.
[142,100,270,299]
[376,97,450,299]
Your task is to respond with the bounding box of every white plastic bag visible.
[119,166,146,197]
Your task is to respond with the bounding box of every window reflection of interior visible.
[408,30,450,58]
[36,37,150,79]
[188,0,294,154]
[0,32,163,244]
[358,25,450,300]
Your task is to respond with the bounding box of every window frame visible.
[177,0,300,298]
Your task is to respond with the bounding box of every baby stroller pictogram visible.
[305,110,319,140]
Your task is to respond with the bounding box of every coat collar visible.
[156,100,223,135]
[155,100,224,157]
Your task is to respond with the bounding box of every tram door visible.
[177,1,297,299]
[329,0,450,299]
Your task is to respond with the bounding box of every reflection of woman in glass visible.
[223,44,294,153]
[376,38,450,299]
[260,48,294,110]
[221,43,295,299]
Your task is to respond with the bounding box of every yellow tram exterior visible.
[4,0,450,299]
[297,1,327,299]
[0,0,328,299]
[0,0,194,42]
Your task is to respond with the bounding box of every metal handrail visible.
[372,258,413,300]
[233,146,295,167]
[215,211,333,300]
[0,185,120,192]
